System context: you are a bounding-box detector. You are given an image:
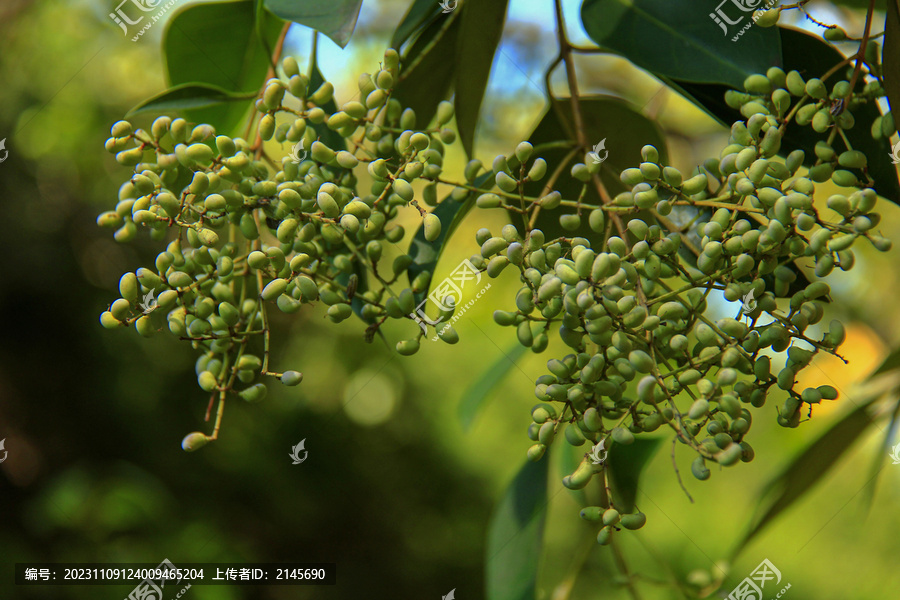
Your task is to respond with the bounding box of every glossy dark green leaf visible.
[263,0,362,48]
[127,83,257,117]
[459,343,529,432]
[732,396,878,557]
[454,0,509,157]
[580,0,781,89]
[391,0,443,50]
[486,458,549,600]
[883,0,900,137]
[522,96,667,240]
[393,13,461,128]
[407,171,494,305]
[606,436,663,514]
[162,0,283,135]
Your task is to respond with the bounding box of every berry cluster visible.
[472,66,892,543]
[98,49,466,450]
[98,47,892,543]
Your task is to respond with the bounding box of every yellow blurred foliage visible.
[796,322,887,415]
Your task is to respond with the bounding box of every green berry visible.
[181,432,211,452]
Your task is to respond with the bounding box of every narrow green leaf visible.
[580,0,781,89]
[393,14,461,128]
[391,0,443,50]
[606,436,663,514]
[860,394,900,514]
[871,345,900,376]
[127,83,257,116]
[732,396,878,557]
[407,171,494,305]
[486,458,549,600]
[162,0,283,134]
[453,0,509,156]
[884,0,900,137]
[263,0,363,48]
[459,343,529,432]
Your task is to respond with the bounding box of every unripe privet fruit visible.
[239,383,268,403]
[424,213,441,241]
[527,443,546,461]
[620,512,647,530]
[691,456,711,480]
[602,508,620,526]
[397,339,420,356]
[596,526,612,545]
[182,432,211,452]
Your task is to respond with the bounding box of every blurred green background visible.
[2,0,900,598]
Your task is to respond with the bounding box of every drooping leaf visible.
[391,0,443,50]
[454,0,509,156]
[407,171,494,305]
[393,13,461,128]
[127,83,257,117]
[523,95,667,240]
[486,458,550,600]
[606,436,663,514]
[883,0,900,138]
[162,0,283,135]
[580,0,781,89]
[459,343,529,432]
[263,0,363,48]
[732,396,878,557]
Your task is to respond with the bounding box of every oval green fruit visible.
[181,432,211,452]
[620,512,647,530]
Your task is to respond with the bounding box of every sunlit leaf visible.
[263,0,363,48]
[162,0,283,134]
